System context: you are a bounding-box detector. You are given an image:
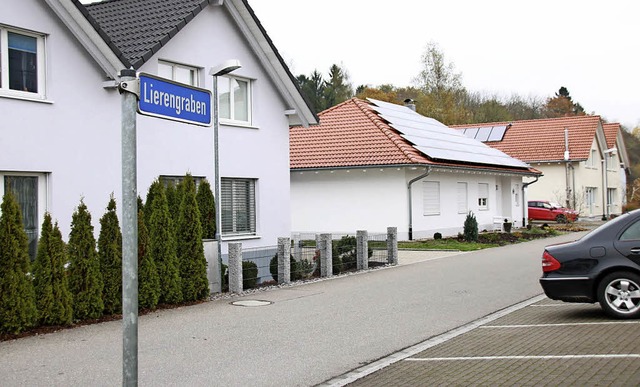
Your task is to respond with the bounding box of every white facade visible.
[1,1,312,254]
[291,167,527,240]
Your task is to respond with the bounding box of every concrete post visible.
[278,237,291,284]
[320,233,332,277]
[293,233,302,262]
[356,230,368,270]
[204,240,221,293]
[387,227,398,265]
[228,242,243,293]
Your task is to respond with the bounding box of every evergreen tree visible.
[138,209,160,310]
[144,180,161,227]
[148,181,182,304]
[196,179,216,239]
[176,174,209,301]
[33,213,72,326]
[323,64,353,108]
[0,189,37,334]
[68,199,103,320]
[98,195,123,315]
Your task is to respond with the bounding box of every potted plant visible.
[503,218,512,233]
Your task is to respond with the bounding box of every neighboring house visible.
[1,0,317,259]
[290,98,540,240]
[452,116,630,219]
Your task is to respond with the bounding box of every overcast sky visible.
[250,0,639,129]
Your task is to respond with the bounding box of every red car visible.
[528,200,578,223]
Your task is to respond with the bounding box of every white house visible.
[1,0,317,258]
[290,98,541,240]
[452,116,631,219]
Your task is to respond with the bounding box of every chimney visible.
[404,98,416,111]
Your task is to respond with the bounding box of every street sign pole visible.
[119,69,139,387]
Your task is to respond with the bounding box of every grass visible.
[399,238,499,251]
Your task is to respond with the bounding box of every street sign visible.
[137,73,212,126]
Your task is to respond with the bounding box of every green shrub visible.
[196,179,216,240]
[68,199,104,321]
[0,189,37,334]
[242,261,259,289]
[269,254,302,282]
[33,213,73,326]
[176,174,209,301]
[147,180,182,304]
[332,235,373,271]
[98,195,123,315]
[138,209,160,310]
[463,212,479,242]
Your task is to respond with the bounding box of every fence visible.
[222,227,398,294]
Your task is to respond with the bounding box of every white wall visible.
[1,2,293,253]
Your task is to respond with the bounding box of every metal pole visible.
[120,69,138,386]
[213,75,223,287]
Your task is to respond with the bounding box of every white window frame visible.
[0,26,47,100]
[221,178,256,236]
[457,182,468,214]
[157,60,200,86]
[478,183,489,210]
[586,149,597,168]
[423,181,440,216]
[585,186,596,214]
[218,75,252,125]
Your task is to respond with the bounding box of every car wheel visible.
[555,214,567,223]
[597,272,640,319]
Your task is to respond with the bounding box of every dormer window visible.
[0,26,46,99]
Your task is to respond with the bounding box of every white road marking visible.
[481,321,640,328]
[406,354,640,361]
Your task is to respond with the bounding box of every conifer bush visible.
[98,195,123,315]
[463,211,479,242]
[138,209,160,310]
[242,261,259,289]
[68,199,103,320]
[176,174,209,301]
[0,189,37,334]
[147,180,182,304]
[33,213,72,326]
[196,179,216,239]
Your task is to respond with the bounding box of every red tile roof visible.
[290,98,538,175]
[451,115,602,162]
[602,122,620,149]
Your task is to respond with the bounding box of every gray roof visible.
[78,0,212,69]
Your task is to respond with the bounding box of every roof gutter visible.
[408,167,432,240]
[292,163,539,177]
[522,175,540,226]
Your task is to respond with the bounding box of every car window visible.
[620,219,640,241]
[542,202,552,209]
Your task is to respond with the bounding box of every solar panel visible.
[487,125,508,141]
[368,98,529,169]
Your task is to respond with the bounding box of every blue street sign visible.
[138,73,212,126]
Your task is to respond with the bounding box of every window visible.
[586,149,597,167]
[478,183,489,210]
[620,219,640,241]
[221,178,256,235]
[607,188,616,213]
[1,173,47,260]
[423,181,440,216]
[0,26,46,98]
[158,61,199,86]
[457,182,467,214]
[218,75,251,124]
[159,175,205,190]
[585,187,597,214]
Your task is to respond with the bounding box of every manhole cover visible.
[231,300,272,307]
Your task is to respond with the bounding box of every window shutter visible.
[221,178,256,235]
[423,181,440,215]
[457,182,467,214]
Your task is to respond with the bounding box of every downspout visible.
[564,127,571,208]
[522,176,540,226]
[408,166,432,240]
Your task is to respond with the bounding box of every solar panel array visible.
[367,98,528,169]
[460,125,508,142]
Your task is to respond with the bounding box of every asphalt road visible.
[0,232,585,386]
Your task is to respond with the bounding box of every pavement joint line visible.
[405,354,640,361]
[481,321,640,328]
[318,294,547,387]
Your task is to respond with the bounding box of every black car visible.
[540,209,640,319]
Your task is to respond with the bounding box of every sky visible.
[249,0,640,129]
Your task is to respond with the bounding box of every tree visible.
[355,85,399,103]
[138,209,160,310]
[543,87,586,118]
[297,70,325,113]
[68,199,104,320]
[98,195,123,315]
[196,179,216,239]
[323,64,353,108]
[148,180,182,304]
[414,42,464,95]
[176,174,209,301]
[33,213,73,326]
[0,189,37,334]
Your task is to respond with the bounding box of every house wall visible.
[1,2,293,254]
[291,167,526,241]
